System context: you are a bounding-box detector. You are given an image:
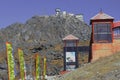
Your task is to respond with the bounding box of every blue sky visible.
[0,0,120,28]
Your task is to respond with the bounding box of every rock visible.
[0,14,91,77]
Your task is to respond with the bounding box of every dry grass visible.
[59,52,120,80]
[78,40,90,46]
[54,44,62,52]
[0,52,6,63]
[51,60,63,66]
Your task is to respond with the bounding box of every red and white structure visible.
[90,11,120,61]
[113,21,120,39]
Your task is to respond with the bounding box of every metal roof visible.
[113,21,120,28]
[62,34,79,40]
[91,12,114,20]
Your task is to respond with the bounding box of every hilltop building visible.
[55,8,61,16]
[55,8,84,21]
[75,14,84,22]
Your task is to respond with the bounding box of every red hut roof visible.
[113,21,120,28]
[91,12,114,20]
[62,34,79,41]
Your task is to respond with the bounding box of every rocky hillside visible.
[0,14,91,79]
[57,52,120,80]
